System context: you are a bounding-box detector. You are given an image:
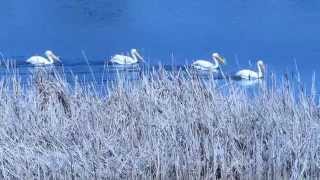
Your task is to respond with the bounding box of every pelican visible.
[191,52,226,71]
[234,60,265,80]
[26,50,60,65]
[109,49,144,65]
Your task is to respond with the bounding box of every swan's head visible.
[131,49,144,62]
[212,53,226,64]
[45,50,61,62]
[257,60,265,73]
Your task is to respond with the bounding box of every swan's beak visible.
[136,52,144,62]
[52,53,61,62]
[216,55,226,64]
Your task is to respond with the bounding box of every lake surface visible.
[0,0,320,87]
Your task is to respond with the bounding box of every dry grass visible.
[0,65,318,179]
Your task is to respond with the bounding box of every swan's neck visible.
[257,65,263,78]
[46,55,54,64]
[131,52,138,61]
[212,57,219,69]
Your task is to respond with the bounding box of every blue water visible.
[0,0,320,87]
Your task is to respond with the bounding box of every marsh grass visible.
[0,64,318,179]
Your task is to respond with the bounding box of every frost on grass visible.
[0,67,319,179]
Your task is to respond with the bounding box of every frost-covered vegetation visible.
[0,66,319,179]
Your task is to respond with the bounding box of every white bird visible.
[191,52,226,71]
[109,49,144,65]
[234,60,265,80]
[26,50,61,65]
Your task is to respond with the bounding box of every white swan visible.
[109,49,144,65]
[234,60,265,80]
[191,52,226,71]
[26,50,60,65]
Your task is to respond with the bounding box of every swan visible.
[191,52,226,71]
[109,49,144,65]
[26,50,60,65]
[234,60,265,80]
